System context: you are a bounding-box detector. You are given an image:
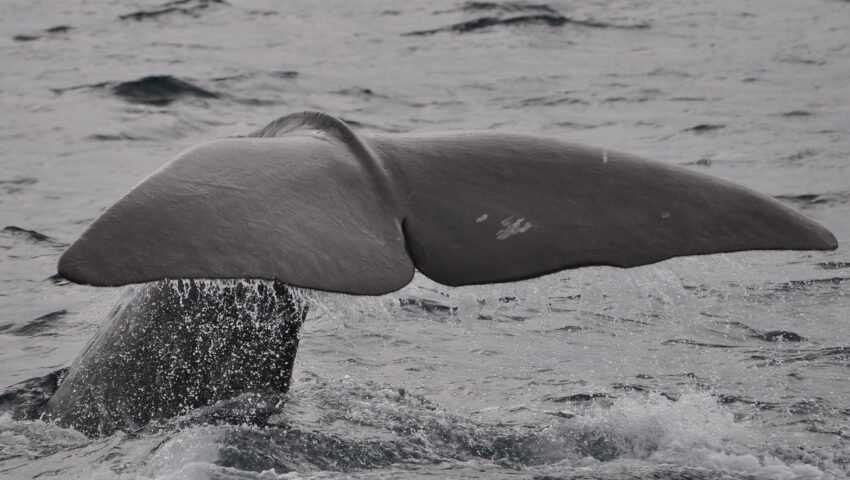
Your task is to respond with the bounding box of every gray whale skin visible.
[46,111,837,436]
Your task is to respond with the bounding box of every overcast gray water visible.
[1,0,850,478]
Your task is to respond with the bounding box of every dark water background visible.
[2,0,849,478]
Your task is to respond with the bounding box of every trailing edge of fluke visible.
[58,111,838,294]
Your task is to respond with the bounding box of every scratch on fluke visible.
[496,217,532,240]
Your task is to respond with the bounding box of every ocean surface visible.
[2,0,849,478]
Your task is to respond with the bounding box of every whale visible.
[44,280,306,435]
[45,111,837,436]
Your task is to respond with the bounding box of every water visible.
[1,0,849,478]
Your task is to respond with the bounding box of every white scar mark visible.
[476,214,488,223]
[309,129,330,141]
[602,150,609,163]
[496,217,532,240]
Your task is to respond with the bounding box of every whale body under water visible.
[45,111,837,436]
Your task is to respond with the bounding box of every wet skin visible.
[43,280,307,436]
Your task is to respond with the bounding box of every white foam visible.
[0,413,88,460]
[70,426,222,480]
[568,393,826,479]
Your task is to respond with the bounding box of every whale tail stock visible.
[58,111,837,294]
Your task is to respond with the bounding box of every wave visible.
[12,25,71,42]
[119,0,226,21]
[2,226,64,246]
[54,75,219,106]
[111,75,218,106]
[406,14,649,35]
[775,191,850,208]
[0,177,37,195]
[439,2,561,15]
[2,310,68,337]
[0,370,66,421]
[773,276,849,292]
[1,374,843,478]
[681,124,725,134]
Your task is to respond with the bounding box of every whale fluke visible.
[58,111,837,294]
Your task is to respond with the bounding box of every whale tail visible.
[58,112,837,294]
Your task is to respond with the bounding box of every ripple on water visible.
[0,374,842,478]
[118,0,226,22]
[53,75,219,107]
[405,2,649,36]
